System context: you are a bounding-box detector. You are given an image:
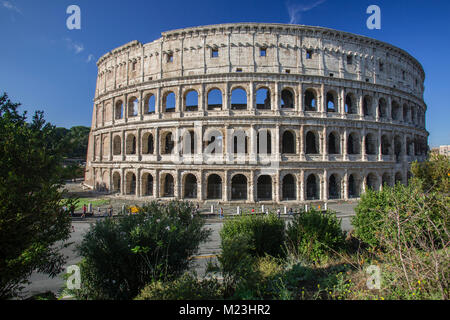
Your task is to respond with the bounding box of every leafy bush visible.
[352,182,448,249]
[135,273,224,300]
[285,208,346,263]
[220,214,285,258]
[74,200,210,300]
[411,153,450,194]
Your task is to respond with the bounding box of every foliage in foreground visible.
[73,201,211,300]
[0,93,73,299]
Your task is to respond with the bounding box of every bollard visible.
[284,206,287,214]
[122,204,125,214]
[261,205,265,213]
[305,204,308,212]
[237,206,240,215]
[88,203,92,214]
[324,203,328,211]
[210,205,214,214]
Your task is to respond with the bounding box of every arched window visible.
[231,88,247,110]
[163,92,176,112]
[142,133,154,155]
[282,174,296,201]
[381,135,390,155]
[363,96,372,116]
[145,94,156,114]
[328,132,340,154]
[113,136,121,155]
[125,172,136,195]
[394,135,402,162]
[365,133,377,155]
[163,132,174,154]
[382,173,392,187]
[207,174,222,199]
[182,130,196,155]
[304,89,317,111]
[233,130,248,154]
[162,174,174,197]
[128,97,139,117]
[366,173,378,191]
[345,93,356,114]
[184,90,198,112]
[142,173,153,196]
[305,131,318,154]
[348,174,359,198]
[347,133,360,155]
[112,172,121,193]
[391,101,401,121]
[306,174,319,200]
[329,174,340,199]
[257,175,272,201]
[326,92,337,112]
[183,174,197,199]
[282,131,296,154]
[126,134,136,155]
[207,89,222,110]
[379,98,387,118]
[395,172,403,185]
[115,100,123,119]
[231,174,247,200]
[256,88,271,110]
[281,89,294,109]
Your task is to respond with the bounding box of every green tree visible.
[411,153,450,194]
[0,93,72,299]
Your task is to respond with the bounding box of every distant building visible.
[435,145,450,157]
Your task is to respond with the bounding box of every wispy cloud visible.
[1,0,21,14]
[63,37,84,54]
[286,0,326,24]
[86,54,94,63]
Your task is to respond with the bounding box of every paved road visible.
[22,208,356,298]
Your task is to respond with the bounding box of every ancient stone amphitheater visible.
[84,23,428,204]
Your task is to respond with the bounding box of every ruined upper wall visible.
[94,23,425,99]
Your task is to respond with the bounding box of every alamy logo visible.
[66,265,81,290]
[366,5,381,30]
[366,265,381,290]
[66,5,81,30]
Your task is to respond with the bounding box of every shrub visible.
[74,200,211,300]
[135,273,224,300]
[220,214,285,258]
[285,208,346,263]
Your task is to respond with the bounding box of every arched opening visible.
[257,175,272,201]
[163,92,176,112]
[328,132,340,154]
[128,97,139,117]
[115,100,123,119]
[257,130,272,154]
[403,104,409,123]
[142,173,153,196]
[347,133,360,155]
[207,89,222,110]
[394,135,402,162]
[382,173,392,187]
[256,88,271,110]
[126,134,136,155]
[379,98,387,118]
[233,131,248,154]
[231,88,247,110]
[282,174,296,201]
[113,136,121,155]
[305,131,318,154]
[162,174,174,197]
[304,89,317,111]
[183,174,197,199]
[162,132,174,154]
[282,131,296,154]
[326,92,337,112]
[391,101,401,121]
[184,90,198,112]
[145,94,156,114]
[395,172,403,185]
[204,130,223,155]
[142,133,154,155]
[363,96,372,116]
[207,174,222,199]
[96,105,103,126]
[345,93,356,114]
[348,174,359,198]
[328,174,340,199]
[125,172,136,195]
[366,173,378,191]
[306,174,319,200]
[381,135,390,155]
[365,133,377,155]
[231,174,247,200]
[281,88,294,109]
[112,172,121,193]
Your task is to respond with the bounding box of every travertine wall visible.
[85,23,428,204]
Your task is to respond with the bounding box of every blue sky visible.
[0,0,449,147]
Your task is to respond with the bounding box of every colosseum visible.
[84,23,429,204]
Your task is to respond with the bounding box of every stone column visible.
[299,125,305,161]
[121,130,126,161]
[248,170,255,202]
[154,169,160,198]
[300,170,305,202]
[377,129,382,161]
[249,81,255,113]
[155,127,160,160]
[274,172,280,203]
[137,128,142,161]
[343,128,348,161]
[323,169,328,201]
[298,83,304,115]
[249,125,257,164]
[343,170,348,200]
[223,171,229,201]
[320,83,326,117]
[137,168,141,197]
[109,131,113,161]
[322,126,328,161]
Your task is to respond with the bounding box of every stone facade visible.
[85,23,429,204]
